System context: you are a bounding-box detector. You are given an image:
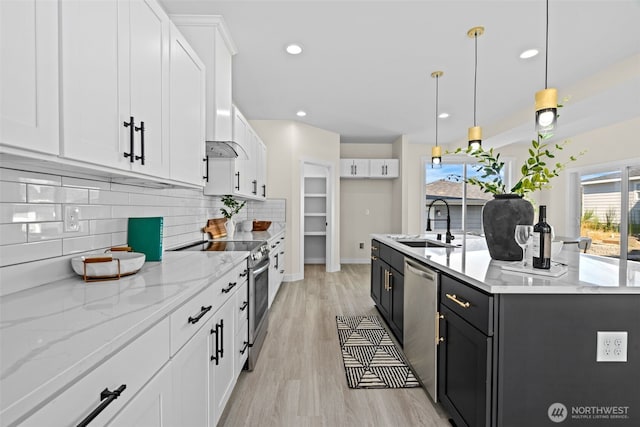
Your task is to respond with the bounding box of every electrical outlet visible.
[64,205,80,232]
[359,242,364,249]
[596,331,628,362]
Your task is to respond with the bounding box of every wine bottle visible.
[532,205,552,269]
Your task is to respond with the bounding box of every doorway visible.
[300,160,337,276]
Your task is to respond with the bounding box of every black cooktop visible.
[171,240,265,252]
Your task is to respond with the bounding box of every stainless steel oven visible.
[170,239,270,370]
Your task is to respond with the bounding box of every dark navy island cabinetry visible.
[370,234,640,427]
[370,239,404,344]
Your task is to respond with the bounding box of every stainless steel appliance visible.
[170,239,269,371]
[404,258,440,402]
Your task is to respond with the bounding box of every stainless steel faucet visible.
[426,198,454,244]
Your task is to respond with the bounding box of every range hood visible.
[205,141,248,159]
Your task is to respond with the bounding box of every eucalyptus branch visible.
[220,195,246,219]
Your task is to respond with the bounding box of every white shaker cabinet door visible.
[59,0,123,168]
[169,23,206,186]
[127,0,170,177]
[107,364,174,427]
[171,322,211,427]
[0,0,59,155]
[210,297,236,426]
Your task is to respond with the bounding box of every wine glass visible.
[514,225,534,268]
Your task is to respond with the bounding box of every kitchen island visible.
[371,233,640,427]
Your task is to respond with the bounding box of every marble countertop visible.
[372,233,640,294]
[0,250,248,425]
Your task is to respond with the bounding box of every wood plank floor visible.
[219,264,451,427]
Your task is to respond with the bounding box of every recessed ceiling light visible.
[438,113,450,119]
[520,49,539,59]
[296,110,307,117]
[286,44,303,55]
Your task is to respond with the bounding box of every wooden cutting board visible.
[203,218,227,239]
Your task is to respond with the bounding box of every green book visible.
[127,217,163,261]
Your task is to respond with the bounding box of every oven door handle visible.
[253,262,270,276]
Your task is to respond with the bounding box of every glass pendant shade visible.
[535,87,557,135]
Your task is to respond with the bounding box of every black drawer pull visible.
[203,156,209,181]
[446,293,471,309]
[222,282,237,293]
[76,384,126,427]
[239,301,248,311]
[235,171,240,190]
[188,305,212,324]
[123,117,135,162]
[239,341,249,355]
[240,269,248,278]
[134,121,145,165]
[210,323,220,364]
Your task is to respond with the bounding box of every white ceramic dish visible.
[71,252,146,280]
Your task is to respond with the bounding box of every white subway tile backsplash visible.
[0,203,61,223]
[62,234,112,255]
[90,218,127,234]
[0,167,277,295]
[0,182,27,202]
[89,189,130,205]
[0,168,61,186]
[0,240,62,267]
[27,185,89,204]
[62,176,110,190]
[0,224,27,245]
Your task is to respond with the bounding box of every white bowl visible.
[551,241,564,258]
[71,252,146,279]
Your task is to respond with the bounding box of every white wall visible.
[251,120,340,280]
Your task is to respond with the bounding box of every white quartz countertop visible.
[372,234,640,294]
[0,250,248,425]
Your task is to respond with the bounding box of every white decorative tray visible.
[501,262,568,277]
[71,252,146,282]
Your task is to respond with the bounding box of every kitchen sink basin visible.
[396,239,461,249]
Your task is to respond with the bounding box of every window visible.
[423,159,501,234]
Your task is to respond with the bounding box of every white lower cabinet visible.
[107,362,173,427]
[210,296,236,426]
[268,233,286,308]
[171,319,211,427]
[235,281,250,378]
[22,318,170,427]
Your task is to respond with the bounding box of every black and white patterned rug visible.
[336,315,420,389]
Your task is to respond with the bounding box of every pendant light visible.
[467,26,484,151]
[535,0,557,135]
[431,71,443,168]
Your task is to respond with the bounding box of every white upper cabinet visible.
[0,0,59,155]
[168,22,206,186]
[171,15,236,143]
[369,159,399,178]
[340,159,370,178]
[60,0,170,177]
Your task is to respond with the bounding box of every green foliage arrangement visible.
[220,195,246,219]
[450,134,583,197]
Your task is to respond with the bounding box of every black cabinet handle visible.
[235,171,240,190]
[262,184,266,197]
[76,384,126,427]
[252,180,257,195]
[123,116,135,162]
[221,282,237,293]
[239,301,248,311]
[203,156,209,182]
[134,121,145,165]
[240,269,248,278]
[210,324,219,364]
[239,341,249,355]
[218,319,224,358]
[188,305,212,324]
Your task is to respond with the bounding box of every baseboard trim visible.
[340,258,371,264]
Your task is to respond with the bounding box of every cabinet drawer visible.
[170,284,216,355]
[213,260,248,305]
[235,281,249,329]
[23,318,170,427]
[440,274,493,335]
[380,243,404,273]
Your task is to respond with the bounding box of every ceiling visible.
[160,0,640,148]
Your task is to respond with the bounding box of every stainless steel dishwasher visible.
[404,258,440,402]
